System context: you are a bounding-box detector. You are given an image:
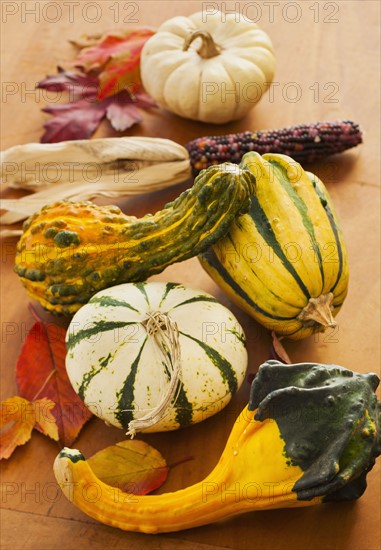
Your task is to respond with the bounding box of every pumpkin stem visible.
[297,292,337,329]
[126,312,182,437]
[183,30,222,59]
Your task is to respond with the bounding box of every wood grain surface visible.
[1,1,380,549]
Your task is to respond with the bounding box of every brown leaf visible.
[270,331,292,364]
[16,320,92,446]
[70,32,105,49]
[88,439,169,495]
[0,397,36,459]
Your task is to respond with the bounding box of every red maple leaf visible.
[38,70,156,142]
[72,28,155,99]
[16,317,92,445]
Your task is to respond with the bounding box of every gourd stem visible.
[126,312,182,437]
[183,30,222,59]
[297,292,337,329]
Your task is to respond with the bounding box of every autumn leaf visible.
[37,67,99,98]
[34,397,59,441]
[38,70,156,142]
[270,331,292,364]
[87,439,169,494]
[72,28,155,99]
[41,98,106,142]
[0,396,58,459]
[16,320,92,446]
[37,28,156,142]
[70,32,105,50]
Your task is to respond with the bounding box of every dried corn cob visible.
[186,120,362,173]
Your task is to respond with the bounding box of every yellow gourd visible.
[200,152,349,339]
[54,361,381,533]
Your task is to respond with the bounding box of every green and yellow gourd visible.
[199,152,349,339]
[14,164,255,315]
[65,281,248,434]
[54,361,381,533]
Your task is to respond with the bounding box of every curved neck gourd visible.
[15,164,255,315]
[54,361,380,534]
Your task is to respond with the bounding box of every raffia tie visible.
[126,311,182,438]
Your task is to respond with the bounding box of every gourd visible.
[199,152,349,339]
[140,11,275,123]
[14,163,255,315]
[65,281,248,435]
[54,360,381,533]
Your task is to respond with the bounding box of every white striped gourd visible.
[199,152,349,340]
[65,282,248,433]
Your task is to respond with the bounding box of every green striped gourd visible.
[14,163,255,315]
[199,152,349,340]
[65,282,248,434]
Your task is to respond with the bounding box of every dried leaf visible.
[88,439,169,494]
[34,397,59,441]
[270,331,292,364]
[41,99,106,142]
[0,397,36,459]
[0,396,59,459]
[16,321,92,445]
[72,29,155,99]
[105,100,142,131]
[37,67,99,98]
[38,71,156,142]
[104,91,155,131]
[70,33,105,50]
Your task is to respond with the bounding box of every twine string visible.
[127,311,182,438]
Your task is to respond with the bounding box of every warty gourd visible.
[54,360,381,533]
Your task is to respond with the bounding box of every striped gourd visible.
[14,162,255,315]
[65,281,248,434]
[199,152,349,340]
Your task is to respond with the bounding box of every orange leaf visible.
[88,439,169,495]
[16,321,92,446]
[0,397,36,459]
[72,28,155,100]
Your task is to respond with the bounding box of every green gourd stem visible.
[183,30,222,59]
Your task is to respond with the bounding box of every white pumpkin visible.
[66,282,248,434]
[140,11,275,123]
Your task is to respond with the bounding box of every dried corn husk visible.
[0,137,192,230]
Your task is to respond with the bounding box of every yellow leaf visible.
[88,439,168,494]
[33,398,59,441]
[0,396,36,459]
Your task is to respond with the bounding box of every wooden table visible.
[1,1,380,549]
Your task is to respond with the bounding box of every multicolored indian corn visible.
[186,120,362,173]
